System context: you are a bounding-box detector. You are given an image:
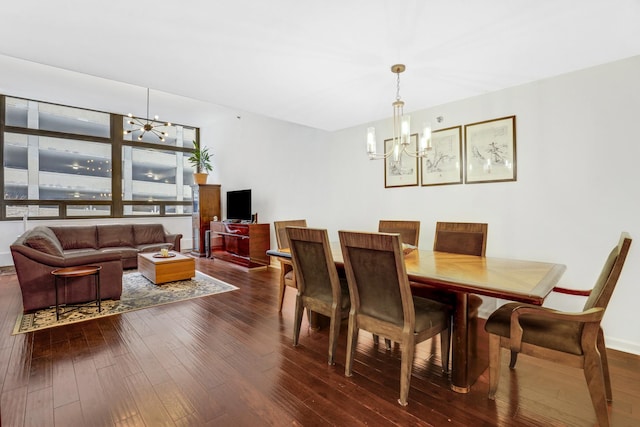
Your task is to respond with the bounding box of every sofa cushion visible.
[99,247,139,269]
[137,242,173,253]
[99,246,139,257]
[24,226,64,256]
[134,224,167,245]
[51,226,98,250]
[62,248,101,257]
[97,224,135,248]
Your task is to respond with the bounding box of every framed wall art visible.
[464,115,516,183]
[421,126,463,186]
[384,134,419,188]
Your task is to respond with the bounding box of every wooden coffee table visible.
[137,252,195,284]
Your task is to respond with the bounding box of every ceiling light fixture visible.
[124,88,171,142]
[366,64,432,161]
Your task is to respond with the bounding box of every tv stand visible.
[209,222,270,268]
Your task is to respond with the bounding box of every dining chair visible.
[410,221,488,371]
[378,220,420,247]
[339,230,450,406]
[287,226,350,365]
[427,221,488,308]
[273,219,307,312]
[433,221,487,256]
[484,232,632,427]
[376,220,421,349]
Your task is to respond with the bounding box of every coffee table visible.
[137,252,195,284]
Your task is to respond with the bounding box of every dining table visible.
[267,245,566,393]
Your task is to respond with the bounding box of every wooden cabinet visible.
[191,184,221,257]
[210,222,270,268]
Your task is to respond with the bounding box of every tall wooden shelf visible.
[210,222,270,268]
[191,184,221,257]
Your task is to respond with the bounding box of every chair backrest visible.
[274,219,307,249]
[287,226,341,303]
[583,232,632,312]
[433,222,488,256]
[378,220,420,247]
[339,231,414,326]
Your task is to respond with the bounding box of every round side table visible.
[51,265,102,320]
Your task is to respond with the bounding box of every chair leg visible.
[509,350,518,368]
[373,333,379,345]
[446,314,454,372]
[277,278,287,312]
[440,328,450,374]
[597,328,613,402]
[293,295,304,346]
[583,347,611,427]
[398,335,415,406]
[327,307,341,365]
[345,314,358,377]
[487,333,501,400]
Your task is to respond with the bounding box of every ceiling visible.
[2,1,640,131]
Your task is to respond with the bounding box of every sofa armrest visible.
[165,233,183,252]
[11,244,121,268]
[11,244,67,268]
[62,251,122,267]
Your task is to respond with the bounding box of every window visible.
[5,97,110,137]
[1,95,198,220]
[121,146,194,215]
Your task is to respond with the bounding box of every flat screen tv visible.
[226,189,252,221]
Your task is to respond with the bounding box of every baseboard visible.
[607,337,640,355]
[0,265,16,275]
[269,257,281,269]
[0,251,14,268]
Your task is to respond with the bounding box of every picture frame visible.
[384,134,419,188]
[421,126,463,186]
[464,115,516,183]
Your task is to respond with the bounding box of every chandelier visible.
[124,88,171,142]
[366,64,432,161]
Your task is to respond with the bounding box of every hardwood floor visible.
[1,258,639,426]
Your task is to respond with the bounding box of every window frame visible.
[0,94,197,220]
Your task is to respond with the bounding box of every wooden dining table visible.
[267,245,566,393]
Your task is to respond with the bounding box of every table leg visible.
[451,293,470,393]
[450,292,488,393]
[55,277,61,321]
[95,271,101,313]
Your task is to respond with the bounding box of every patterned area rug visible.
[13,270,238,334]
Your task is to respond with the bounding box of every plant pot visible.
[193,173,209,185]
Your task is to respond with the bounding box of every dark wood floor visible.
[1,259,639,426]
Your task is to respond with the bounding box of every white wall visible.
[1,54,639,354]
[320,55,640,355]
[223,55,640,354]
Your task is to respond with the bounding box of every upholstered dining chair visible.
[378,220,420,247]
[287,226,350,365]
[433,221,487,256]
[273,219,307,312]
[376,220,421,349]
[484,232,632,427]
[410,221,488,370]
[428,221,488,310]
[339,230,450,406]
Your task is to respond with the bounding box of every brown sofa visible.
[10,223,182,312]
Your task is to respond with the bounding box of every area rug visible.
[12,270,238,335]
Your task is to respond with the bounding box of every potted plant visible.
[188,140,213,185]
